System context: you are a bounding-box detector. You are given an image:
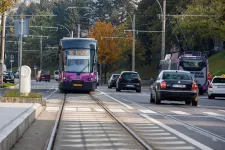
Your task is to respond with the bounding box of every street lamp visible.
[57,24,72,38]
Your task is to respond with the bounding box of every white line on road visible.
[96,90,134,109]
[141,114,213,150]
[219,110,225,113]
[139,109,157,114]
[154,146,195,150]
[171,111,190,115]
[203,112,224,117]
[109,109,125,113]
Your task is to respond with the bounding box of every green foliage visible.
[0,83,16,88]
[209,51,225,76]
[4,90,42,98]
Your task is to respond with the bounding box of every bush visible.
[4,90,42,98]
[0,83,16,88]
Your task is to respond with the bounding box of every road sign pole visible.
[19,18,24,96]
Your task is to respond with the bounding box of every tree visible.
[89,19,121,83]
[0,0,17,13]
[176,0,225,51]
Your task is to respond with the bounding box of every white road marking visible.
[139,109,157,114]
[46,107,59,112]
[94,108,105,112]
[143,133,171,136]
[154,146,195,150]
[77,108,92,112]
[141,114,213,150]
[219,110,225,113]
[171,111,190,115]
[109,109,125,112]
[96,90,134,109]
[203,112,224,117]
[146,137,177,140]
[150,141,186,145]
[64,107,77,111]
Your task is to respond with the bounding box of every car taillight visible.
[119,77,123,81]
[160,81,166,89]
[192,81,198,91]
[138,77,141,81]
[208,84,212,88]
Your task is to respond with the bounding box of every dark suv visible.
[36,70,51,82]
[116,71,141,92]
[108,74,120,88]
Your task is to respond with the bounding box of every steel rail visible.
[111,94,225,143]
[90,93,154,150]
[45,94,66,150]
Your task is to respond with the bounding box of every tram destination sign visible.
[67,49,89,56]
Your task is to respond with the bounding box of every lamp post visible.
[57,24,72,37]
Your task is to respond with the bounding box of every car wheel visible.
[208,95,214,99]
[136,88,141,93]
[155,91,161,104]
[185,101,191,105]
[192,96,198,106]
[116,87,121,92]
[150,93,155,103]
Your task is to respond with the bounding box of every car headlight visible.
[88,77,93,81]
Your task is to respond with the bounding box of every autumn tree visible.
[89,19,121,83]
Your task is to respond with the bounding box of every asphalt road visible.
[97,86,225,150]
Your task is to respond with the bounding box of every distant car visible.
[3,71,14,83]
[36,70,51,82]
[150,70,198,106]
[208,76,225,99]
[108,74,120,88]
[54,70,59,81]
[116,71,141,93]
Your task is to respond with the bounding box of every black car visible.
[150,70,198,106]
[108,74,120,88]
[3,71,15,83]
[116,71,141,92]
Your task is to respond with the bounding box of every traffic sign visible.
[10,60,14,63]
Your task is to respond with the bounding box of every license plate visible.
[126,85,134,87]
[217,85,225,88]
[173,84,186,88]
[73,84,82,87]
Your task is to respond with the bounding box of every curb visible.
[0,103,44,150]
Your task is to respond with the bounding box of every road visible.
[95,86,225,150]
[5,81,225,150]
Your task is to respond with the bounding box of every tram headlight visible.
[88,77,93,81]
[63,77,70,81]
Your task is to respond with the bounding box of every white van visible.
[54,70,59,81]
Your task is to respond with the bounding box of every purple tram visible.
[58,38,98,92]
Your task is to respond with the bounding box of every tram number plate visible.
[73,84,82,87]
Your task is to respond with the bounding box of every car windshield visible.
[112,75,120,79]
[41,71,50,75]
[122,73,139,79]
[163,72,192,80]
[212,78,225,83]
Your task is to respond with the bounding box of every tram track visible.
[108,93,225,144]
[45,92,153,150]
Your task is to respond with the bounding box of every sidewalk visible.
[0,103,43,150]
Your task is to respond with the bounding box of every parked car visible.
[3,71,14,83]
[150,70,198,106]
[108,74,120,88]
[36,70,51,82]
[116,71,141,92]
[208,75,225,99]
[54,70,59,81]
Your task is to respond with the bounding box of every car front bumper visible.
[119,83,141,90]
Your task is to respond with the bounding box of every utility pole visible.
[161,0,166,60]
[78,24,80,38]
[0,12,6,84]
[40,35,42,70]
[19,17,24,96]
[132,13,136,71]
